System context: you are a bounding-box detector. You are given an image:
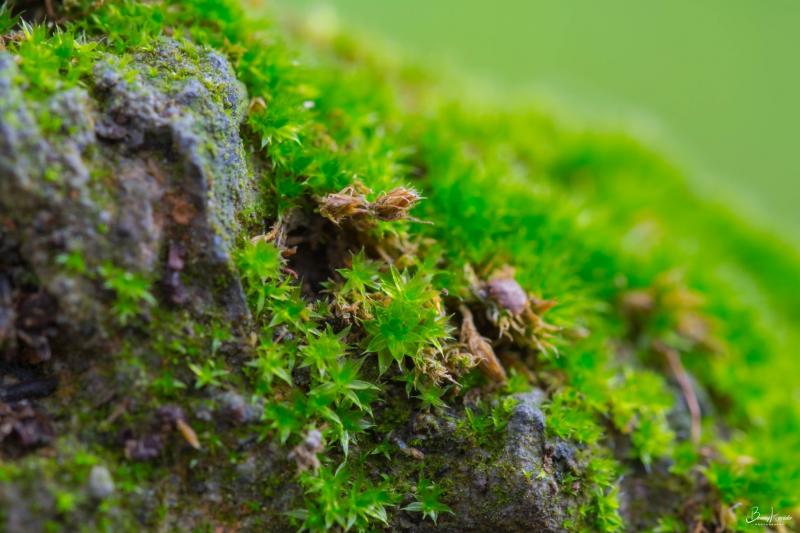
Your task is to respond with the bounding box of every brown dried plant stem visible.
[655,341,701,444]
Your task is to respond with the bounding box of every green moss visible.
[98,262,156,325]
[56,250,87,275]
[456,397,517,449]
[2,0,798,531]
[403,476,452,524]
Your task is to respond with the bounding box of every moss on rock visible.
[0,1,798,532]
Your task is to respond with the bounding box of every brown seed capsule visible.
[621,290,654,315]
[459,305,507,383]
[487,277,529,316]
[318,187,370,224]
[249,96,267,114]
[679,312,722,353]
[370,187,421,221]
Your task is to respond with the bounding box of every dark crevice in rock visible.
[283,209,363,299]
[0,231,60,450]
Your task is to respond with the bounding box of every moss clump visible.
[1,0,798,531]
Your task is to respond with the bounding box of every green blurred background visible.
[280,0,800,242]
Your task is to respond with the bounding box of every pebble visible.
[88,465,115,499]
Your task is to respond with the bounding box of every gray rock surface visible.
[0,37,254,363]
[394,391,578,532]
[0,37,260,532]
[88,465,115,500]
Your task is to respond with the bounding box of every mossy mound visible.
[0,1,798,531]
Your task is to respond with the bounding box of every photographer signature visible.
[745,506,793,527]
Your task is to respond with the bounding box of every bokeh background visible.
[281,0,800,243]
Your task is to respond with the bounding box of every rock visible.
[0,36,255,359]
[88,465,115,500]
[124,434,164,461]
[394,391,577,532]
[618,460,692,531]
[0,400,54,455]
[0,478,55,533]
[214,390,262,425]
[610,374,714,530]
[235,455,259,485]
